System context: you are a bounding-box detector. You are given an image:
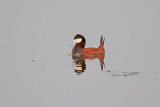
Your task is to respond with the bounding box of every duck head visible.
[72,34,86,56]
[73,34,86,48]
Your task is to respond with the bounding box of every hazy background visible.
[0,0,160,107]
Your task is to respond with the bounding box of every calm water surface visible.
[0,0,160,107]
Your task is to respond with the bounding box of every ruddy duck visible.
[72,34,105,56]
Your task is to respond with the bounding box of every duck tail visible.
[97,35,105,55]
[100,35,105,46]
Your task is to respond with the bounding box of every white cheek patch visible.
[74,38,82,43]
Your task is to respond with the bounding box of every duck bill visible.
[68,40,75,47]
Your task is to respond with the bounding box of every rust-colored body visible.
[72,36,105,56]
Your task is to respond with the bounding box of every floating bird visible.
[72,34,105,56]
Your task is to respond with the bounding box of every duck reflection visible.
[72,55,105,74]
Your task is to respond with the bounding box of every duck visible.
[72,34,105,56]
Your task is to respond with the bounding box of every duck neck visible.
[74,42,85,48]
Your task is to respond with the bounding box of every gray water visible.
[0,0,160,107]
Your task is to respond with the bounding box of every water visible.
[0,0,160,107]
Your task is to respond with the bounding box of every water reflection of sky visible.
[71,54,158,77]
[1,0,160,107]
